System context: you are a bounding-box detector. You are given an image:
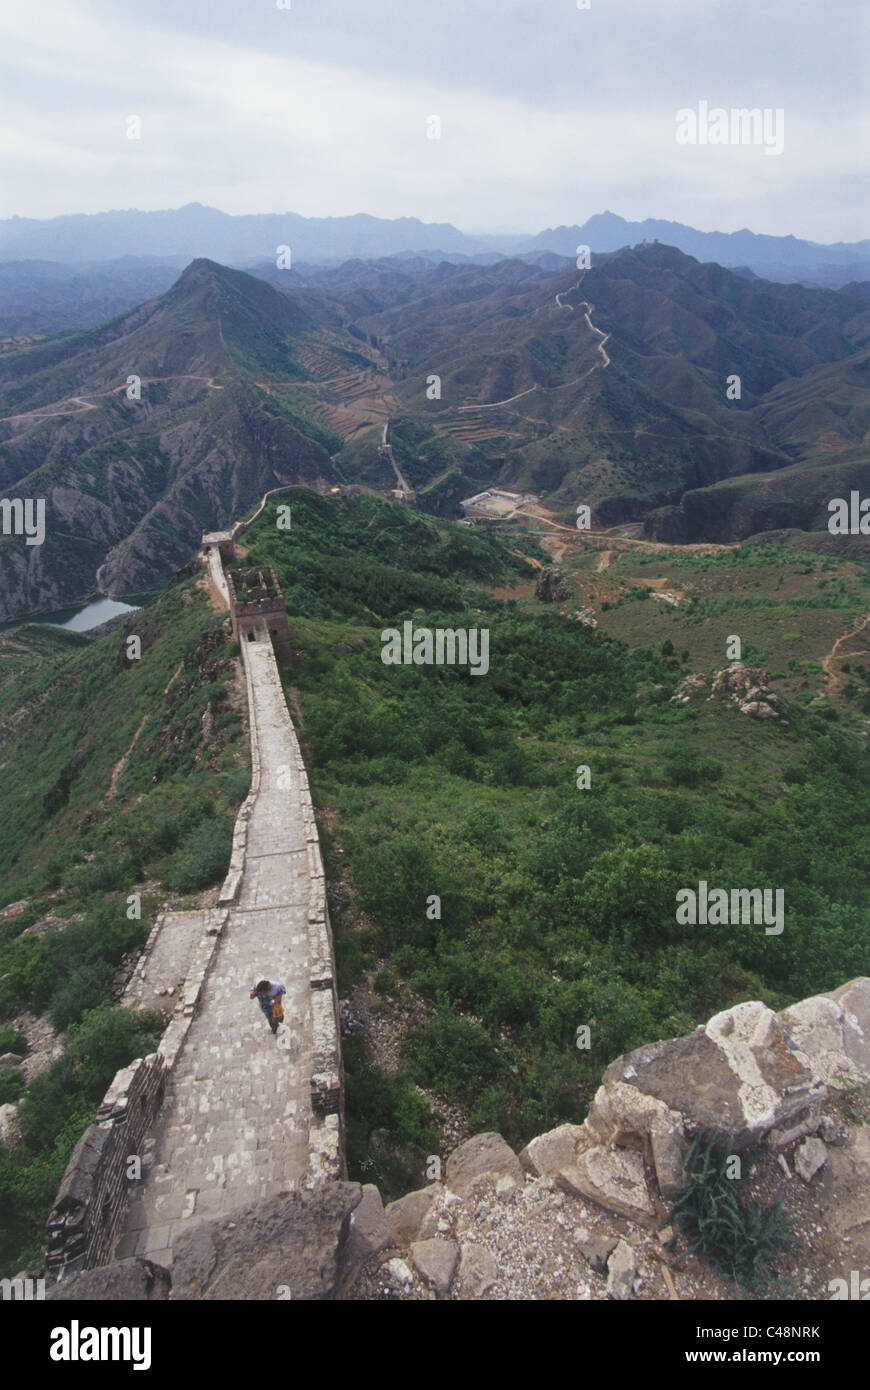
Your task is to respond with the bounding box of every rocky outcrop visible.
[0,1103,21,1150]
[42,978,870,1300]
[535,568,569,603]
[343,977,870,1300]
[671,662,786,719]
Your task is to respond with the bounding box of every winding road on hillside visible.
[0,375,225,429]
[822,612,870,692]
[451,278,611,415]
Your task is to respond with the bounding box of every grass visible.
[236,493,870,1179]
[0,575,251,1275]
[664,1128,801,1292]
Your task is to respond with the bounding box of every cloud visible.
[0,0,865,241]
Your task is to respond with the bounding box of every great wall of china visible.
[36,489,870,1300]
[45,515,343,1279]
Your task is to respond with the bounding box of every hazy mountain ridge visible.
[1,203,867,287]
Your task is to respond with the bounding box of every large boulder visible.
[171,1183,362,1300]
[410,1237,458,1295]
[557,1145,657,1226]
[585,1081,686,1198]
[46,1258,170,1301]
[445,1133,523,1197]
[384,1186,438,1246]
[519,1124,586,1178]
[597,1000,824,1154]
[343,1183,392,1270]
[779,979,870,1087]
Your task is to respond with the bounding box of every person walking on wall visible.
[250,979,286,1035]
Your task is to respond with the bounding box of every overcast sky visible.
[0,0,866,241]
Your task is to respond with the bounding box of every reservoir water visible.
[35,597,140,632]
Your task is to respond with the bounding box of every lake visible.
[35,597,140,632]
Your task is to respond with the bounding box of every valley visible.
[1,236,869,1303]
[1,243,868,627]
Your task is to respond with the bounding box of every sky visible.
[0,0,867,242]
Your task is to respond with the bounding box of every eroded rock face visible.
[535,568,568,603]
[780,979,870,1086]
[521,980,869,1231]
[601,1000,823,1154]
[170,1183,362,1301]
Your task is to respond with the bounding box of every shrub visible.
[165,817,233,893]
[0,1027,25,1055]
[373,967,398,997]
[664,1128,801,1291]
[408,1009,498,1096]
[0,1070,23,1104]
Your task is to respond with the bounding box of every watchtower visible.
[226,565,292,665]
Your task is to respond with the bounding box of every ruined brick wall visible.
[46,1056,165,1276]
[45,905,231,1279]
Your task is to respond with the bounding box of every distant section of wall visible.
[226,565,292,666]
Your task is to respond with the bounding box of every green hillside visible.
[0,576,249,1272]
[237,493,870,1194]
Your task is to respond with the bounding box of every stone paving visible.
[116,636,314,1267]
[123,912,205,1018]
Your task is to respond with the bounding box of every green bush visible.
[408,1009,498,1096]
[0,1069,23,1104]
[165,817,233,893]
[0,1027,25,1054]
[664,1128,801,1291]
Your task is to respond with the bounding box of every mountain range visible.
[0,205,867,288]
[1,244,868,622]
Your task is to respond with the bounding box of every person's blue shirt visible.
[252,981,286,1016]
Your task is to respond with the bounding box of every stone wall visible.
[46,1055,165,1275]
[289,681,344,1185]
[45,533,343,1275]
[45,903,232,1278]
[47,976,870,1302]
